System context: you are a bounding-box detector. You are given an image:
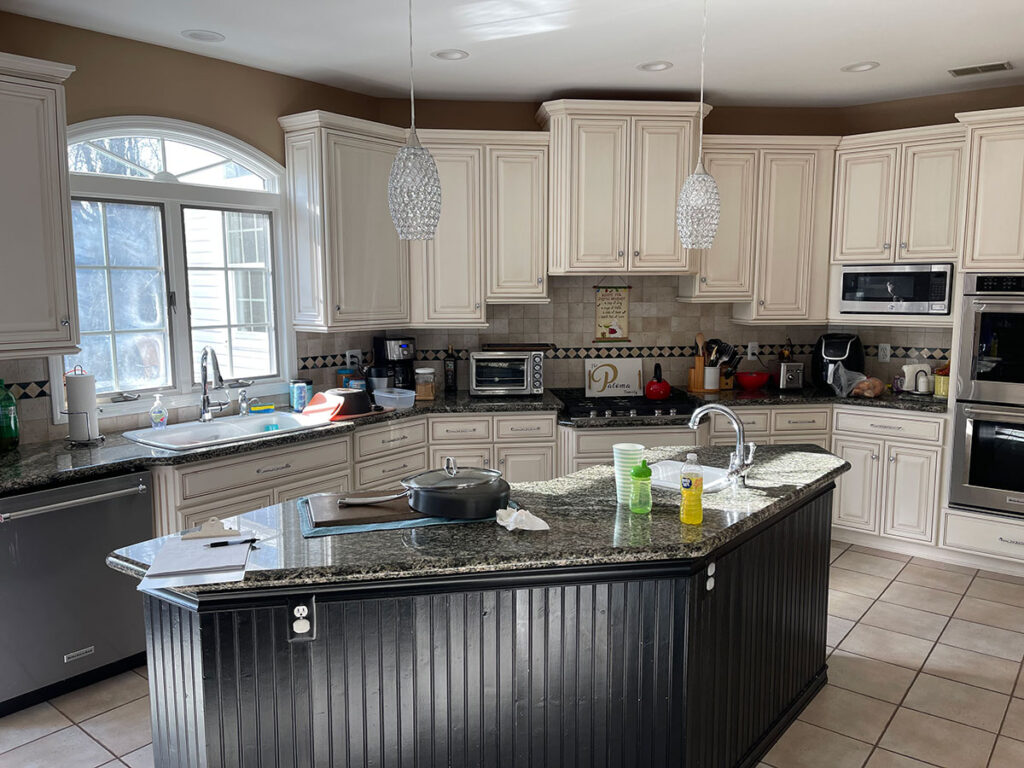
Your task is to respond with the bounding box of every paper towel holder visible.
[61,408,105,447]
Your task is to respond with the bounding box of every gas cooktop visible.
[552,388,697,420]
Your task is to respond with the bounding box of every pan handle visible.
[336,490,409,507]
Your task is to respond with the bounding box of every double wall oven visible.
[950,274,1024,515]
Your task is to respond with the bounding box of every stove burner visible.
[553,389,697,420]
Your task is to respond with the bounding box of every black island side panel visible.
[144,489,832,768]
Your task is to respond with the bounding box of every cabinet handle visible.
[256,463,292,475]
[870,423,903,431]
[618,250,624,258]
[900,242,908,249]
[998,536,1024,546]
[700,276,708,283]
[787,419,816,425]
[889,456,895,462]
[883,243,891,250]
[633,250,640,257]
[335,304,341,312]
[758,300,765,306]
[499,459,505,466]
[871,454,878,460]
[382,434,409,444]
[509,426,540,432]
[483,458,489,467]
[537,277,543,285]
[475,303,481,309]
[60,318,70,327]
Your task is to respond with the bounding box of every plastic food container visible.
[372,387,416,410]
[415,367,436,401]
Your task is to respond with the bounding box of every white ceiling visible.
[4,0,1024,106]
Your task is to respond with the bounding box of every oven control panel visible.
[975,275,1024,293]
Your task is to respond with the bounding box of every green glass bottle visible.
[0,379,19,452]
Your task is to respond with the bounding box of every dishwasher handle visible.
[0,482,148,523]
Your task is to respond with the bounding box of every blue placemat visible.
[297,496,496,537]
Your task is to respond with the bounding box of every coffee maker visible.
[811,333,865,389]
[373,336,416,389]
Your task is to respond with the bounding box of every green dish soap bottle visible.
[0,380,20,452]
[629,459,653,515]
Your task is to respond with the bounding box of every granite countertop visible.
[107,444,849,596]
[0,391,564,497]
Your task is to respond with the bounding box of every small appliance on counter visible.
[469,347,545,396]
[373,336,416,390]
[778,361,804,390]
[901,363,933,394]
[811,333,865,388]
[838,263,953,316]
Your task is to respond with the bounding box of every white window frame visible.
[50,116,294,424]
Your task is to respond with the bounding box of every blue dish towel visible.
[297,496,496,537]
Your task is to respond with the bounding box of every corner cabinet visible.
[0,53,79,359]
[538,100,702,274]
[831,124,965,264]
[957,107,1024,270]
[279,111,410,332]
[730,138,839,324]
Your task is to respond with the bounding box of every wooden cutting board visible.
[305,492,423,527]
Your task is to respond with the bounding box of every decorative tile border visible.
[4,380,51,400]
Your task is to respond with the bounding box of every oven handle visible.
[972,299,1024,310]
[963,406,1024,424]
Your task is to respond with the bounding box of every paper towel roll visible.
[65,372,99,442]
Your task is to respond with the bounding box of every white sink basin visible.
[123,411,334,451]
[649,461,732,494]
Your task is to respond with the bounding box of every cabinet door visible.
[831,436,882,533]
[692,149,757,298]
[629,119,692,272]
[496,444,556,483]
[963,125,1024,269]
[182,491,275,530]
[882,443,939,542]
[274,471,352,504]
[0,76,77,356]
[568,117,630,271]
[754,152,817,319]
[324,132,410,327]
[411,144,485,324]
[831,147,898,263]
[897,141,963,261]
[429,445,493,471]
[486,146,547,301]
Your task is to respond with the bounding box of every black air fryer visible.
[811,333,865,388]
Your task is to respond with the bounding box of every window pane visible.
[65,335,115,392]
[106,203,163,267]
[191,328,230,380]
[95,137,163,173]
[70,200,105,266]
[111,270,166,330]
[230,326,275,379]
[187,270,228,326]
[230,270,269,326]
[164,140,224,176]
[68,143,149,178]
[178,161,266,191]
[114,332,171,390]
[75,269,110,332]
[183,208,225,268]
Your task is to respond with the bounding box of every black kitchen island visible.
[108,444,848,768]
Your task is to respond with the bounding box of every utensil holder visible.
[703,365,721,392]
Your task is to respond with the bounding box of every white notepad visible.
[139,536,253,589]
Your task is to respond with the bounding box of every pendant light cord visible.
[696,0,709,157]
[408,0,416,130]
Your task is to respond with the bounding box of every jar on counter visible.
[289,379,309,411]
[415,367,436,401]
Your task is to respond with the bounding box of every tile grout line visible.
[50,690,150,729]
[0,723,117,762]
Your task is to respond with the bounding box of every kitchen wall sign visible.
[594,285,631,343]
[585,358,643,397]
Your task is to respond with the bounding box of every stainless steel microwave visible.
[838,263,953,315]
[469,351,544,396]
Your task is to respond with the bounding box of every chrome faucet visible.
[688,404,757,487]
[238,389,260,416]
[198,346,229,422]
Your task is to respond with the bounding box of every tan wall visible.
[4,10,1024,163]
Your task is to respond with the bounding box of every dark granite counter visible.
[0,391,563,497]
[108,443,848,596]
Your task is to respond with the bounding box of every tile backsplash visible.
[3,275,952,444]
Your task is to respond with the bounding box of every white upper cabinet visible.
[280,112,409,332]
[831,124,964,264]
[958,107,1024,270]
[0,53,78,359]
[677,143,757,301]
[538,100,702,274]
[410,142,486,326]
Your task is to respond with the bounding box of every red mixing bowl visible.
[735,371,771,391]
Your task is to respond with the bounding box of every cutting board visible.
[305,491,421,527]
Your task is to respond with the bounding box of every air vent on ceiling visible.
[948,61,1013,78]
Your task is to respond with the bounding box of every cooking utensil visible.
[695,333,706,361]
[735,371,772,391]
[720,347,741,379]
[335,457,509,520]
[704,339,734,369]
[322,387,372,415]
[645,363,671,400]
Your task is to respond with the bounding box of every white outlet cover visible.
[747,342,758,360]
[879,343,891,362]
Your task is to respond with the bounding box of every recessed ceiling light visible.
[181,29,225,43]
[637,60,674,72]
[840,61,880,73]
[431,49,470,61]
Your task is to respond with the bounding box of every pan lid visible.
[402,456,502,490]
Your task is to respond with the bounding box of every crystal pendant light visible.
[388,0,441,240]
[677,0,720,249]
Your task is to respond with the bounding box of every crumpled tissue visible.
[496,507,550,531]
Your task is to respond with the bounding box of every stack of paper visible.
[139,536,253,590]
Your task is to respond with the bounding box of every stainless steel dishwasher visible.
[0,472,152,708]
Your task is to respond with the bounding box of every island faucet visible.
[688,403,757,487]
[198,346,229,422]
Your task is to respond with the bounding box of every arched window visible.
[54,117,290,416]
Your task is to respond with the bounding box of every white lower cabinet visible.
[429,413,557,483]
[882,443,940,542]
[274,471,351,504]
[831,436,883,533]
[558,424,707,475]
[496,444,556,483]
[430,445,494,470]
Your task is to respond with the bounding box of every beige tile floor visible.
[4,542,1024,768]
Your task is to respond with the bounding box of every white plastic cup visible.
[704,365,721,392]
[612,442,644,505]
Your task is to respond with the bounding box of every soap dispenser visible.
[149,394,168,429]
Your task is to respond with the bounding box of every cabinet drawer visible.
[711,409,769,435]
[767,434,830,449]
[183,491,274,529]
[771,408,830,434]
[834,409,943,444]
[494,413,556,441]
[429,416,492,443]
[356,448,429,489]
[355,419,428,460]
[943,511,1024,562]
[180,438,349,501]
[274,470,351,504]
[575,427,699,456]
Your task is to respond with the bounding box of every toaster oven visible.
[469,351,544,396]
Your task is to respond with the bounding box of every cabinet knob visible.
[899,242,908,249]
[700,276,708,283]
[618,250,624,258]
[499,459,505,466]
[633,250,640,257]
[60,318,70,327]
[537,277,543,285]
[882,243,891,250]
[475,302,481,309]
[335,304,341,312]
[889,456,896,462]
[871,454,879,460]
[758,299,765,306]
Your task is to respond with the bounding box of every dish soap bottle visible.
[679,453,703,525]
[149,393,168,429]
[0,380,19,452]
[629,459,653,514]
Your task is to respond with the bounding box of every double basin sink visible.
[123,412,336,452]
